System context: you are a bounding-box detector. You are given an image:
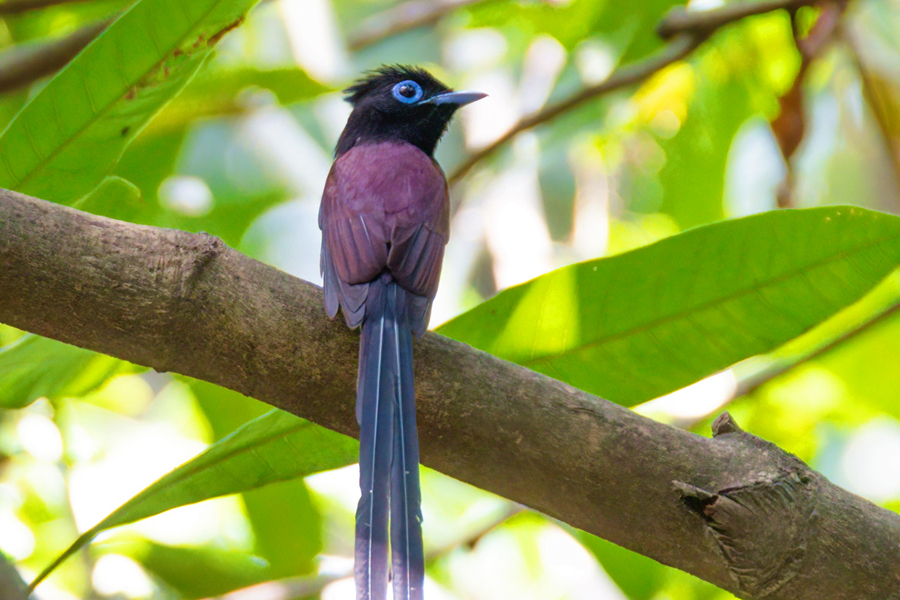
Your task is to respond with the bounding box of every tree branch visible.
[0,0,90,16]
[0,19,110,94]
[770,0,845,208]
[2,189,899,599]
[655,0,819,40]
[448,34,701,186]
[347,0,499,51]
[841,24,900,197]
[670,297,900,431]
[448,0,824,186]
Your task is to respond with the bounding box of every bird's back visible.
[320,140,449,334]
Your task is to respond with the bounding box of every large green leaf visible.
[573,531,666,600]
[190,381,322,577]
[0,335,130,409]
[115,540,276,598]
[157,66,332,127]
[0,0,262,204]
[439,207,900,405]
[30,409,357,590]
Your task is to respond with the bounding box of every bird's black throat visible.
[335,105,457,158]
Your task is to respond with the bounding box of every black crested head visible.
[335,65,485,158]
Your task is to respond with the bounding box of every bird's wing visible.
[319,142,449,333]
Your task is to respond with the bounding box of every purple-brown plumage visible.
[320,141,449,328]
[319,65,484,600]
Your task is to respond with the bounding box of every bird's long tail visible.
[355,275,424,600]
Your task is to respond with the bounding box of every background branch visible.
[656,0,819,39]
[0,0,90,16]
[667,297,900,431]
[770,0,845,207]
[0,19,110,94]
[841,25,900,195]
[347,0,500,51]
[448,0,825,187]
[2,189,900,599]
[448,34,700,186]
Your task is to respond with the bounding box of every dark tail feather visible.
[355,277,425,600]
[388,284,424,600]
[355,278,394,600]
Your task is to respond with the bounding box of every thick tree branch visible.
[448,0,825,186]
[2,189,899,599]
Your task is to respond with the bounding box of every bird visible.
[318,65,485,600]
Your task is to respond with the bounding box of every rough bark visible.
[1,189,899,599]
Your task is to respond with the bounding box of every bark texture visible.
[1,189,899,599]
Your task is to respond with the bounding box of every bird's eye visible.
[391,80,423,104]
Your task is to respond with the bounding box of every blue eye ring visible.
[392,80,423,104]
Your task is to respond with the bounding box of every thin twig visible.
[0,19,110,94]
[448,34,701,186]
[772,0,845,207]
[735,302,900,399]
[448,0,826,187]
[656,0,818,39]
[348,0,499,51]
[675,298,900,431]
[841,25,900,198]
[0,0,91,15]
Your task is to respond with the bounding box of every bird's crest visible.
[343,65,449,106]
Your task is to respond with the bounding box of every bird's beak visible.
[424,90,488,106]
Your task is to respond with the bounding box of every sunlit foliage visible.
[2,0,900,598]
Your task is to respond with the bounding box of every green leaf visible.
[0,335,127,409]
[190,381,322,576]
[30,409,357,589]
[656,15,795,228]
[126,65,331,141]
[167,66,332,118]
[114,540,275,598]
[573,531,666,600]
[0,0,262,204]
[438,207,900,405]
[72,175,144,221]
[190,379,270,441]
[241,480,322,577]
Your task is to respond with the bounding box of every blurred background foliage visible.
[1,0,900,598]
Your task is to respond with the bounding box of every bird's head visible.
[335,65,486,158]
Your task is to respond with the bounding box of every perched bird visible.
[319,66,485,600]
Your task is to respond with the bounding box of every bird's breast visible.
[321,140,450,297]
[329,141,448,226]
